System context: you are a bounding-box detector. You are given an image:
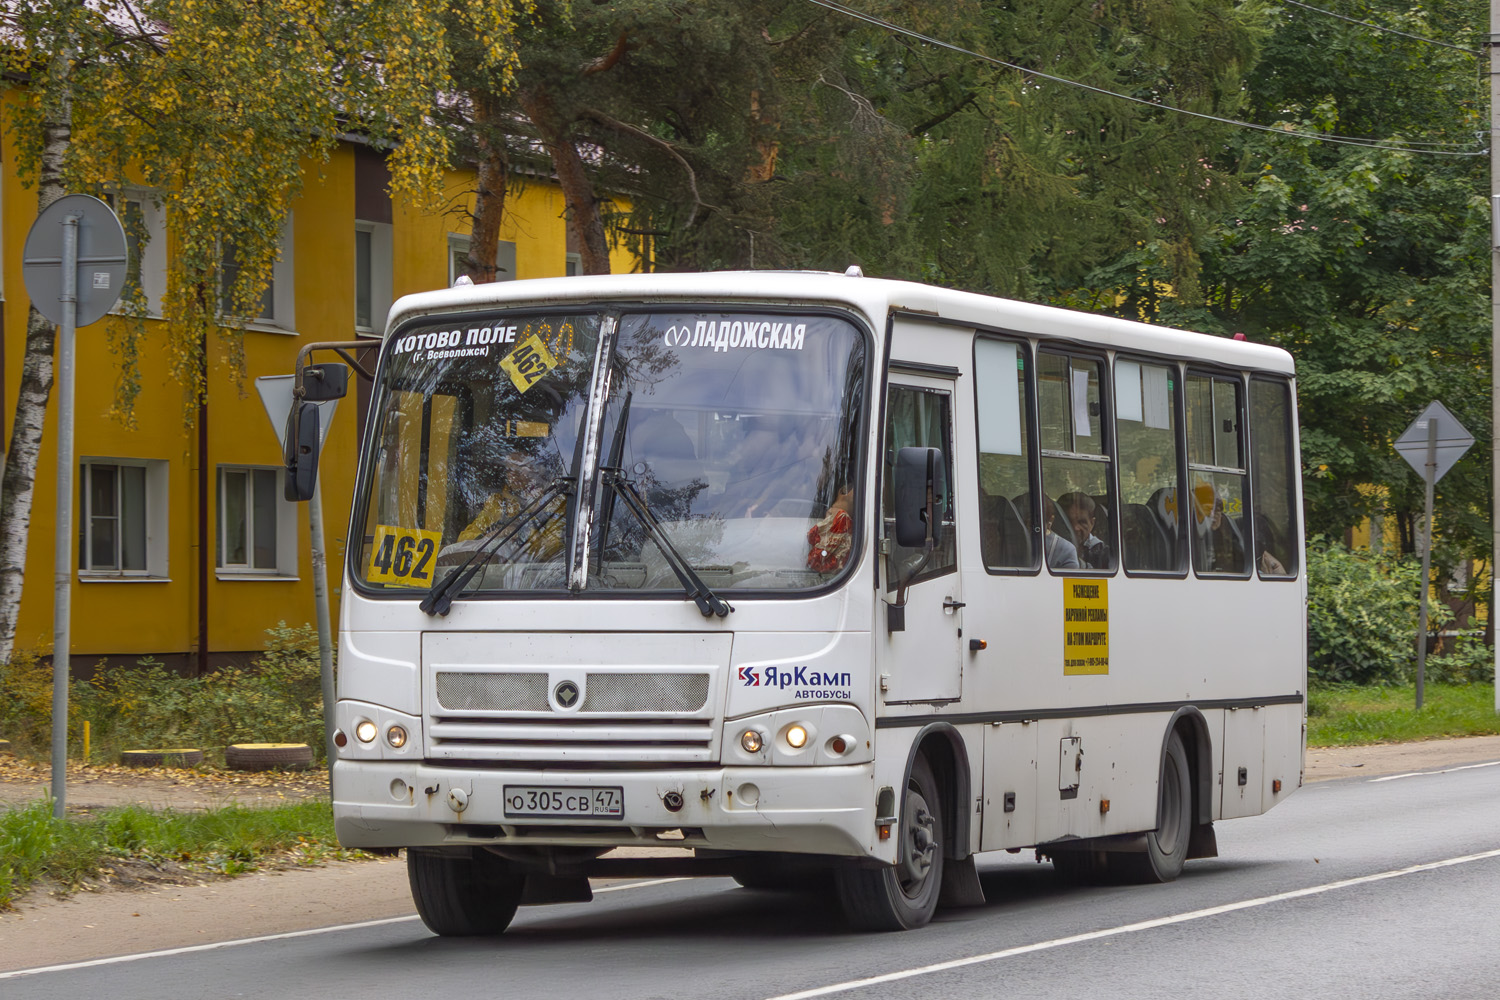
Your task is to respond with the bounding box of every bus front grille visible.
[426,715,717,764]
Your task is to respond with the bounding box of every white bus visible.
[291,268,1305,934]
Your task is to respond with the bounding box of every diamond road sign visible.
[1394,401,1473,484]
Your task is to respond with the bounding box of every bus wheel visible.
[408,848,524,936]
[1115,731,1193,884]
[835,755,944,931]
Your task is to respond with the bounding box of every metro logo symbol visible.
[738,666,760,686]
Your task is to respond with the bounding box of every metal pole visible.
[1417,417,1437,710]
[1491,13,1500,716]
[308,474,337,779]
[50,214,80,817]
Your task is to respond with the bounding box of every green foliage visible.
[2,0,534,417]
[1306,682,1498,746]
[1306,539,1421,685]
[1427,631,1495,686]
[0,799,349,909]
[2,623,324,764]
[86,623,324,763]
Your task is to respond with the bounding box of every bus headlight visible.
[784,724,809,749]
[740,729,765,753]
[386,725,408,749]
[355,720,378,744]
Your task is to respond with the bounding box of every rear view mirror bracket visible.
[283,340,378,502]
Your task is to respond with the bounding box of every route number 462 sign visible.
[369,524,442,587]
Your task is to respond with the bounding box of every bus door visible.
[879,375,962,703]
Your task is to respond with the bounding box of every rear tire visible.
[1114,731,1193,884]
[835,755,944,931]
[408,849,524,936]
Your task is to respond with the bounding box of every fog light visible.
[386,725,408,749]
[355,720,377,744]
[740,729,764,753]
[785,724,808,749]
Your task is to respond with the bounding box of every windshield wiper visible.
[420,477,572,617]
[602,468,733,618]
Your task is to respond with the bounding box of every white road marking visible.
[763,847,1500,1000]
[1369,760,1500,782]
[0,876,691,980]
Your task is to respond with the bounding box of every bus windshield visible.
[353,307,867,597]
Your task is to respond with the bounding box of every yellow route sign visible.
[1063,578,1109,675]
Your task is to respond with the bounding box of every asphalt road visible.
[4,761,1498,1000]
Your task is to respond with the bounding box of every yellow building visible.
[1,135,634,674]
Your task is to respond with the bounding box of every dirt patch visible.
[1303,733,1500,782]
[0,755,327,813]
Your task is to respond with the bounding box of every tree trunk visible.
[465,92,510,283]
[0,86,71,665]
[518,86,611,275]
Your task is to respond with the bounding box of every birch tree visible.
[0,0,534,663]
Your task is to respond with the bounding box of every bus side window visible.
[1250,378,1299,578]
[1037,351,1116,573]
[883,384,956,589]
[1116,359,1183,573]
[974,338,1035,570]
[1186,372,1251,576]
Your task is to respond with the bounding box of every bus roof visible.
[385,270,1295,376]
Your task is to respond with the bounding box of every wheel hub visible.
[900,792,936,888]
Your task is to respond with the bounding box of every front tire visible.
[835,755,944,931]
[1114,730,1193,884]
[408,848,524,936]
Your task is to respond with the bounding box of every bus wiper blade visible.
[603,469,733,619]
[420,478,572,617]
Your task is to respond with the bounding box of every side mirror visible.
[302,363,349,401]
[283,401,321,501]
[893,446,946,548]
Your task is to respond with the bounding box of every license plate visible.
[503,785,624,820]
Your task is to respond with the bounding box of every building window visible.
[448,235,517,285]
[217,466,298,576]
[219,215,296,331]
[565,252,582,276]
[355,221,393,333]
[103,189,167,317]
[78,459,168,577]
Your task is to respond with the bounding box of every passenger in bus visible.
[807,484,855,573]
[1196,493,1246,573]
[1060,492,1110,570]
[1254,512,1289,575]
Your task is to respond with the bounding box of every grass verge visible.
[0,798,364,910]
[1307,682,1499,746]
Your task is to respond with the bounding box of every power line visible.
[1276,0,1482,58]
[802,0,1487,157]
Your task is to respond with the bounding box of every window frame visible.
[882,380,959,591]
[972,333,1041,576]
[103,187,168,318]
[215,464,300,579]
[1248,375,1301,581]
[77,458,169,580]
[219,215,296,333]
[1185,367,1253,579]
[1113,353,1189,578]
[354,220,394,335]
[1036,345,1117,577]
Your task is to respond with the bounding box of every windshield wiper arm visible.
[603,469,733,618]
[420,478,572,617]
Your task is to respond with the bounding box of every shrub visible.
[1306,539,1422,685]
[1426,628,1494,685]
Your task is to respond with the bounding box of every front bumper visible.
[332,759,877,859]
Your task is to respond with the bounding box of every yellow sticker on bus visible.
[1063,578,1108,675]
[499,333,559,395]
[368,524,443,587]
